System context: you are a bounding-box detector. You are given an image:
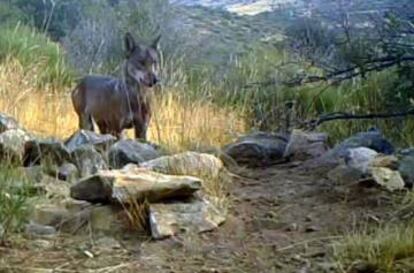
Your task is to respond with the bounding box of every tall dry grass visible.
[0,58,247,152]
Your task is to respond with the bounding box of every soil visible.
[0,162,403,273]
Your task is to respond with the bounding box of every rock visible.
[94,236,122,250]
[0,112,23,133]
[332,128,394,158]
[57,163,79,182]
[61,198,92,213]
[398,148,414,188]
[149,197,225,239]
[370,167,405,191]
[223,132,288,167]
[347,261,378,273]
[89,206,129,235]
[71,145,107,177]
[327,164,364,185]
[140,151,225,179]
[370,155,399,170]
[303,129,394,172]
[24,138,71,167]
[25,223,57,237]
[283,129,328,161]
[0,128,32,163]
[108,139,161,169]
[39,177,71,198]
[70,169,202,203]
[31,204,70,228]
[345,147,378,174]
[65,130,117,153]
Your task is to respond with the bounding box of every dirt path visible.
[0,164,400,273]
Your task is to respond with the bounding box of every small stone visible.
[30,239,53,249]
[25,223,57,237]
[305,225,320,233]
[32,204,70,227]
[94,237,122,249]
[58,163,79,182]
[285,223,299,232]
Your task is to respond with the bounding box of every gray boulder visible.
[57,163,79,182]
[140,151,225,179]
[344,147,378,174]
[223,132,288,167]
[65,130,116,153]
[303,129,394,172]
[398,148,414,188]
[25,222,57,237]
[0,128,32,163]
[150,197,226,239]
[24,138,71,167]
[108,139,161,169]
[0,113,23,133]
[283,129,328,161]
[71,145,107,177]
[331,128,394,158]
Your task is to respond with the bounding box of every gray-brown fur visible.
[71,33,160,140]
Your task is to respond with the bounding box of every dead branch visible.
[304,108,414,129]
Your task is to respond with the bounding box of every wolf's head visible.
[124,32,161,88]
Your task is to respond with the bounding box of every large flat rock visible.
[70,169,202,203]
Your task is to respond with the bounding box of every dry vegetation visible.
[0,58,247,152]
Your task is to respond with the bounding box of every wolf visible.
[71,32,161,140]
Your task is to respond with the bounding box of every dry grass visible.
[335,223,414,273]
[0,58,247,152]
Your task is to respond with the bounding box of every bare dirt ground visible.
[0,163,402,273]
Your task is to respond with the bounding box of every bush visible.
[0,25,74,88]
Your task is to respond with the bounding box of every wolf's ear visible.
[151,35,161,50]
[124,32,137,56]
